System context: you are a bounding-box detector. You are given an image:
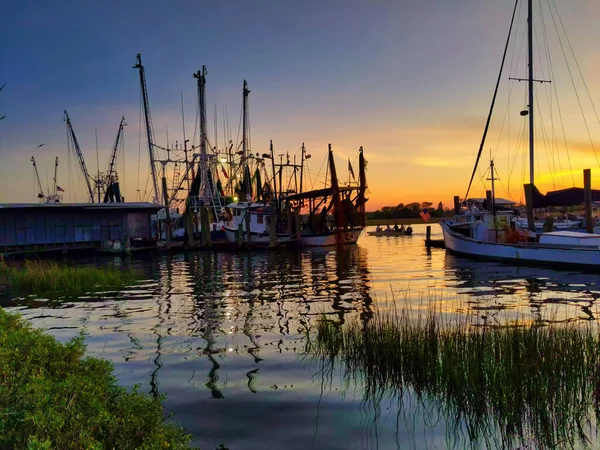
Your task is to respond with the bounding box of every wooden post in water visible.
[161,176,171,243]
[185,205,195,247]
[485,190,493,211]
[425,225,431,247]
[236,223,243,249]
[244,211,251,245]
[203,208,212,247]
[584,168,593,233]
[453,196,460,215]
[524,183,535,233]
[294,209,301,242]
[269,212,278,247]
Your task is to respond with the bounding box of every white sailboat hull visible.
[300,228,363,247]
[441,221,600,267]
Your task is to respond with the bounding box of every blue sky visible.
[2,0,600,207]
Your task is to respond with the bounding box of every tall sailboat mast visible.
[527,0,535,185]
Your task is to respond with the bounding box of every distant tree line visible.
[366,202,453,220]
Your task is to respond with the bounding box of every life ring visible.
[106,240,114,248]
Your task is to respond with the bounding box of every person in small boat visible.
[393,224,399,232]
[406,225,413,235]
[376,225,382,232]
[385,224,391,232]
[399,224,406,232]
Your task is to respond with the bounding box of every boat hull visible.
[441,220,600,268]
[300,228,363,247]
[223,226,293,248]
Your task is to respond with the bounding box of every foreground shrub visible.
[0,309,191,449]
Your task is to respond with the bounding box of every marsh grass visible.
[307,300,600,449]
[0,260,136,297]
[0,308,191,449]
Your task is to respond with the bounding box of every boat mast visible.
[194,66,208,203]
[358,147,367,228]
[242,80,251,199]
[300,143,305,195]
[52,156,59,198]
[527,0,535,185]
[328,145,344,245]
[31,156,44,201]
[64,110,95,203]
[134,54,160,204]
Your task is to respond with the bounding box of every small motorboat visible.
[367,227,413,237]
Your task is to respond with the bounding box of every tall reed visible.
[0,260,136,297]
[307,301,600,449]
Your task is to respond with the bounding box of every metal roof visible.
[0,202,162,211]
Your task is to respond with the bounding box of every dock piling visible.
[584,169,593,233]
[524,183,535,233]
[453,196,460,215]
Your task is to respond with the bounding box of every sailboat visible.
[441,0,600,268]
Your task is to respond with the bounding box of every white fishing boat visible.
[222,201,294,247]
[442,0,600,267]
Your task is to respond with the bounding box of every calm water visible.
[4,223,600,449]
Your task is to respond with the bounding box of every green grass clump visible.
[0,260,136,297]
[307,307,600,449]
[0,308,191,449]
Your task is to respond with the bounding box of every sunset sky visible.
[2,0,600,210]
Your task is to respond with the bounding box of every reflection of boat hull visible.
[223,226,291,248]
[301,228,363,247]
[441,220,600,267]
[367,230,412,237]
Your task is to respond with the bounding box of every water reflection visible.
[6,226,600,448]
[444,252,600,325]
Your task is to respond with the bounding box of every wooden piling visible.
[485,190,493,211]
[425,225,431,247]
[203,208,212,247]
[161,176,171,243]
[294,209,301,242]
[584,168,593,233]
[244,211,251,245]
[185,207,195,247]
[524,183,535,233]
[269,212,278,248]
[236,223,243,249]
[453,196,460,215]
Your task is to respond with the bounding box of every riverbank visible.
[0,309,191,449]
[366,217,442,226]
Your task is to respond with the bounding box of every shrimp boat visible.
[441,0,600,268]
[284,145,367,247]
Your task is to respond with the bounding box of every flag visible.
[221,167,228,179]
[56,186,65,192]
[420,208,431,222]
[348,159,356,180]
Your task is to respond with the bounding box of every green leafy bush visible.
[0,309,191,449]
